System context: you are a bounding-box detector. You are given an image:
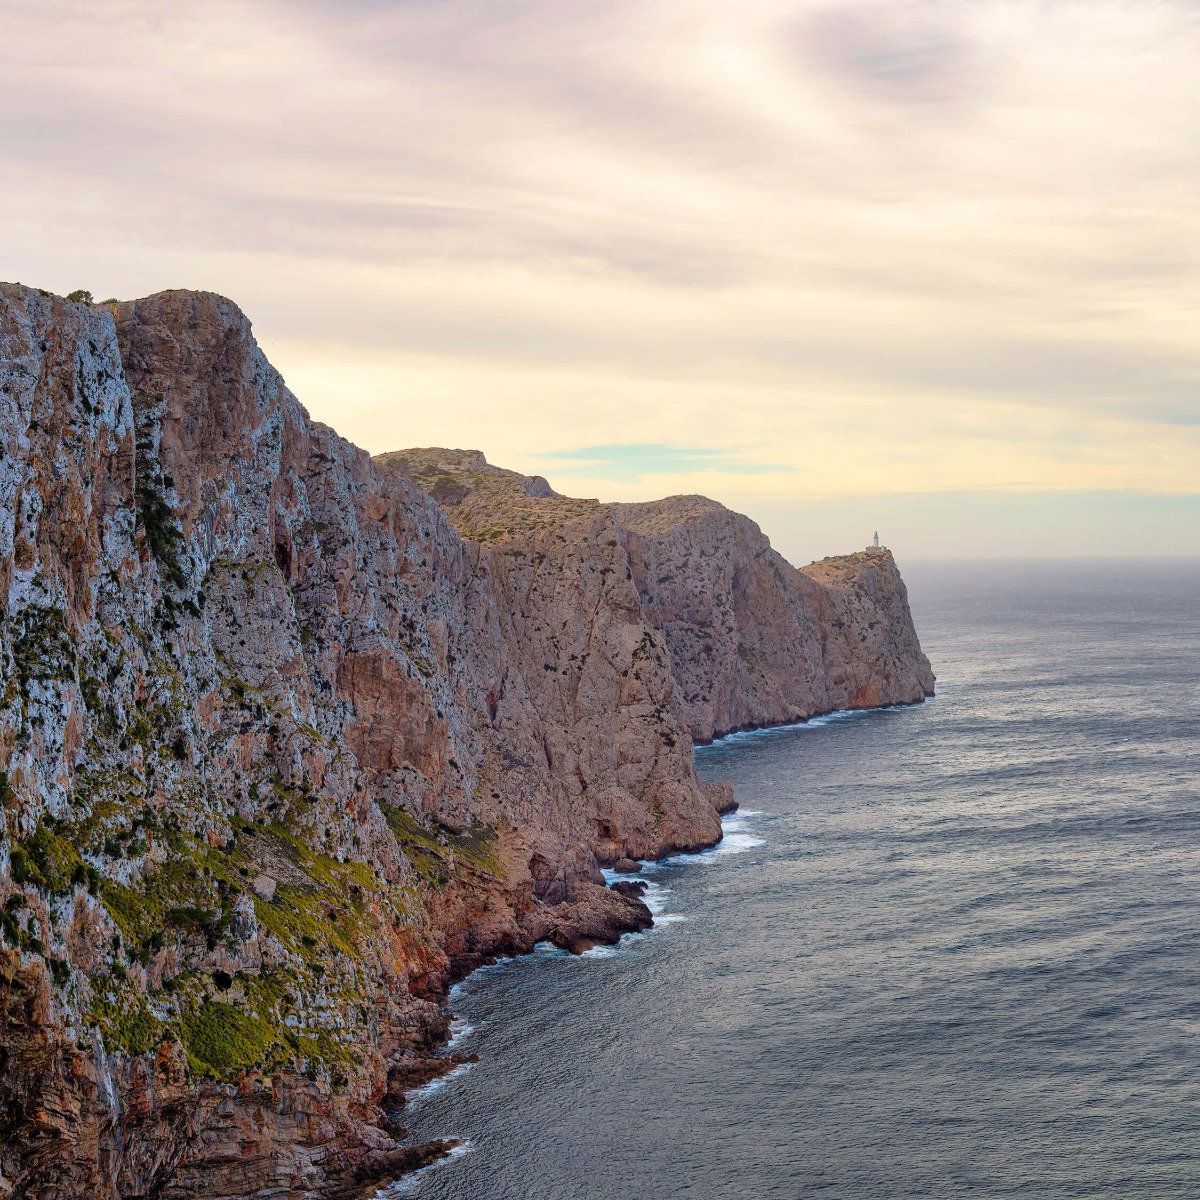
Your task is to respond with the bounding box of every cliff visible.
[0,285,931,1199]
[376,451,934,742]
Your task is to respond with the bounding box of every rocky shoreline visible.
[386,697,934,1185]
[694,695,932,747]
[0,283,932,1199]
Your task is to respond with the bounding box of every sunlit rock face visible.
[621,503,935,742]
[0,284,928,1199]
[379,451,935,743]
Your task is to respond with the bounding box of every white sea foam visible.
[449,952,519,998]
[405,1061,474,1107]
[578,883,679,958]
[580,943,619,959]
[602,810,768,899]
[661,809,768,866]
[641,880,670,914]
[700,698,929,749]
[377,1139,476,1197]
[673,829,766,864]
[445,1016,474,1050]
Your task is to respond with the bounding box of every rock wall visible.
[0,285,928,1199]
[617,498,934,741]
[378,453,935,743]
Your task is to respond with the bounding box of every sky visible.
[2,0,1197,563]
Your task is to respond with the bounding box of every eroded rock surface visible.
[0,285,930,1199]
[378,451,934,741]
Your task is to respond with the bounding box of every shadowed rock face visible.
[0,286,929,1199]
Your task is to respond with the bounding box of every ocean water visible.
[393,559,1200,1200]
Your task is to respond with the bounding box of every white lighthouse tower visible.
[872,530,880,548]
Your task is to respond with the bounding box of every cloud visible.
[1,0,1198,556]
[798,2,981,109]
[537,443,786,483]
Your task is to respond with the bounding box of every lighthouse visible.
[873,531,880,548]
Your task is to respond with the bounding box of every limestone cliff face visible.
[0,285,928,1200]
[377,454,935,743]
[618,499,934,741]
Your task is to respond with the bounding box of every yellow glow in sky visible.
[3,0,1197,558]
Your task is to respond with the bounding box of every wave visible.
[699,696,931,750]
[607,811,770,888]
[377,1139,476,1197]
[405,1061,474,1108]
[679,830,766,862]
[445,1016,475,1051]
[662,815,766,866]
[642,879,670,915]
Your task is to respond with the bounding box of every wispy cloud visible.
[1,0,1198,556]
[538,443,785,483]
[798,2,982,110]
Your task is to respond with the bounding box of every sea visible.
[388,558,1200,1199]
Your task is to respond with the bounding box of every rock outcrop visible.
[377,451,934,742]
[0,285,931,1199]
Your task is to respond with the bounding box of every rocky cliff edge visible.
[0,286,930,1199]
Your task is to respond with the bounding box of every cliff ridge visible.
[0,286,931,1198]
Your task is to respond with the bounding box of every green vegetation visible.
[382,805,501,884]
[737,642,758,670]
[181,1000,274,1077]
[9,823,91,895]
[12,605,75,690]
[85,807,384,1080]
[135,474,186,588]
[5,757,397,1085]
[253,881,361,960]
[382,806,451,886]
[174,969,359,1080]
[98,835,237,955]
[0,895,35,953]
[91,793,380,970]
[63,789,143,857]
[81,957,362,1082]
[444,820,503,875]
[87,992,166,1056]
[65,289,94,304]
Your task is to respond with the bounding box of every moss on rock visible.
[10,824,87,895]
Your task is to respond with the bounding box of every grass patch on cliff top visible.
[375,450,598,543]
